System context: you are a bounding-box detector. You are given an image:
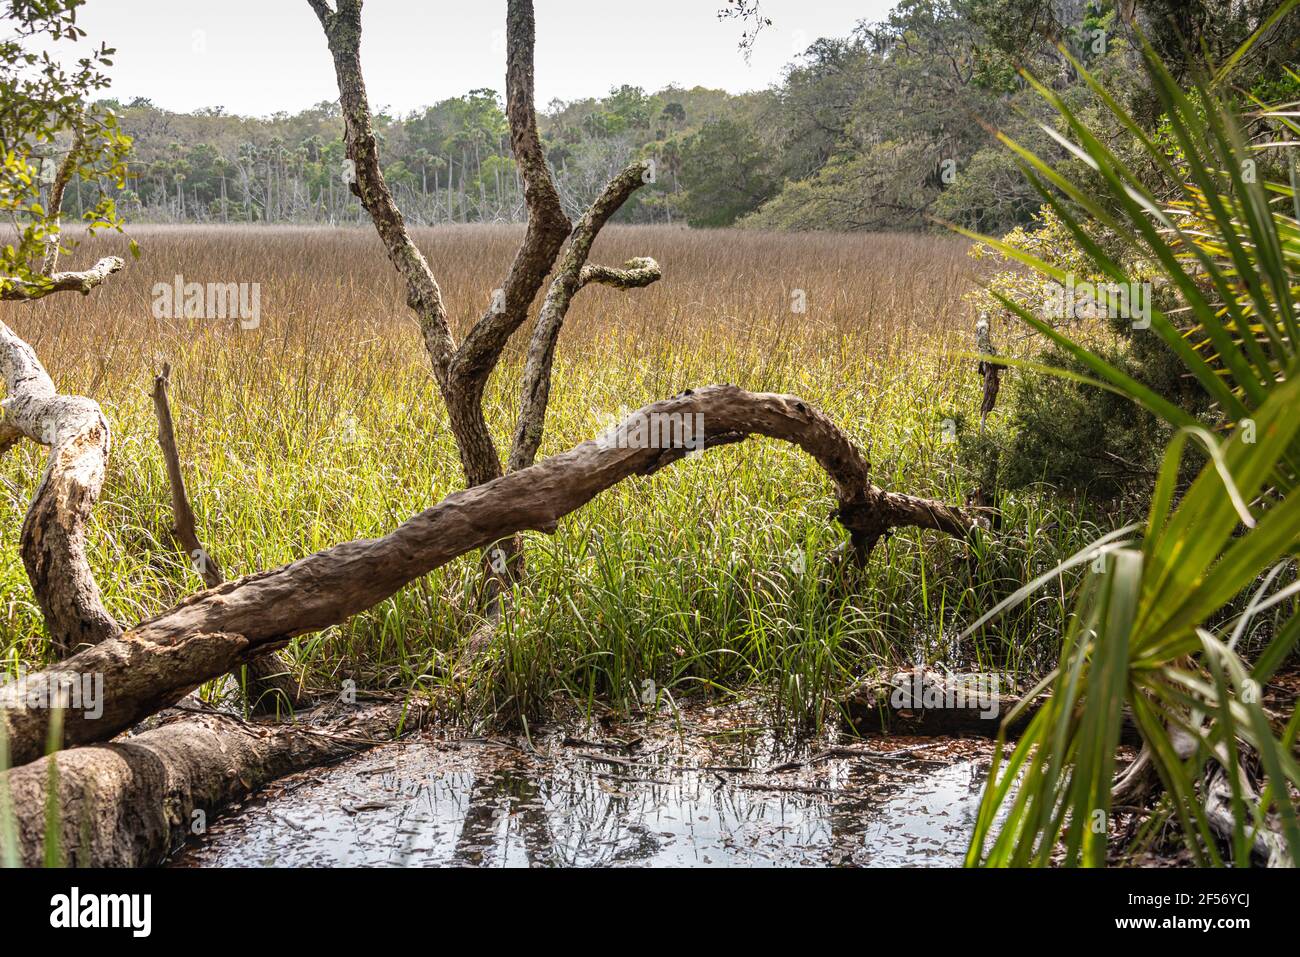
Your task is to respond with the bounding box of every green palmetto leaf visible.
[1022,76,1271,408]
[1210,0,1299,89]
[964,16,1300,867]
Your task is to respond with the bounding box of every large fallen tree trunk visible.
[1,702,419,867]
[1,384,981,768]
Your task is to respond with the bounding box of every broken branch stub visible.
[151,365,305,713]
[0,256,123,303]
[975,312,1001,422]
[1,385,977,768]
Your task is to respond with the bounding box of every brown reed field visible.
[0,225,1096,727]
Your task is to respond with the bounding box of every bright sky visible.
[65,0,894,117]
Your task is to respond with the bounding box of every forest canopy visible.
[78,0,1298,233]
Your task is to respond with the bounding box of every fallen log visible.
[1,701,419,867]
[842,668,1141,742]
[2,384,981,768]
[842,668,1032,738]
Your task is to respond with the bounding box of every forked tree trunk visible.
[307,0,663,611]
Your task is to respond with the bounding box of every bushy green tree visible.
[677,117,777,227]
[1,0,131,295]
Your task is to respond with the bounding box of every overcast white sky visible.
[66,0,893,117]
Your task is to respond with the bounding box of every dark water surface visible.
[171,704,996,867]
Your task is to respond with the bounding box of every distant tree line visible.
[61,0,1297,233]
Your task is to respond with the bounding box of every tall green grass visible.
[0,226,1100,729]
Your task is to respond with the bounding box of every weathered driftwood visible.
[151,365,305,713]
[1,384,979,768]
[842,669,1032,737]
[842,668,1141,741]
[2,702,418,867]
[0,317,121,655]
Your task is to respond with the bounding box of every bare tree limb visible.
[308,0,666,523]
[151,365,223,589]
[579,257,661,290]
[0,319,120,655]
[0,384,979,768]
[0,256,123,303]
[508,161,662,473]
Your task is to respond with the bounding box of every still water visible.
[171,704,996,867]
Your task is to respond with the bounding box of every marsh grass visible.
[0,224,1101,728]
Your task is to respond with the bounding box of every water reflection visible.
[171,708,996,868]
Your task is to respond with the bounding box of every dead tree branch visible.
[0,256,123,303]
[0,319,120,654]
[151,364,305,713]
[579,257,661,290]
[152,365,223,588]
[1,384,979,768]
